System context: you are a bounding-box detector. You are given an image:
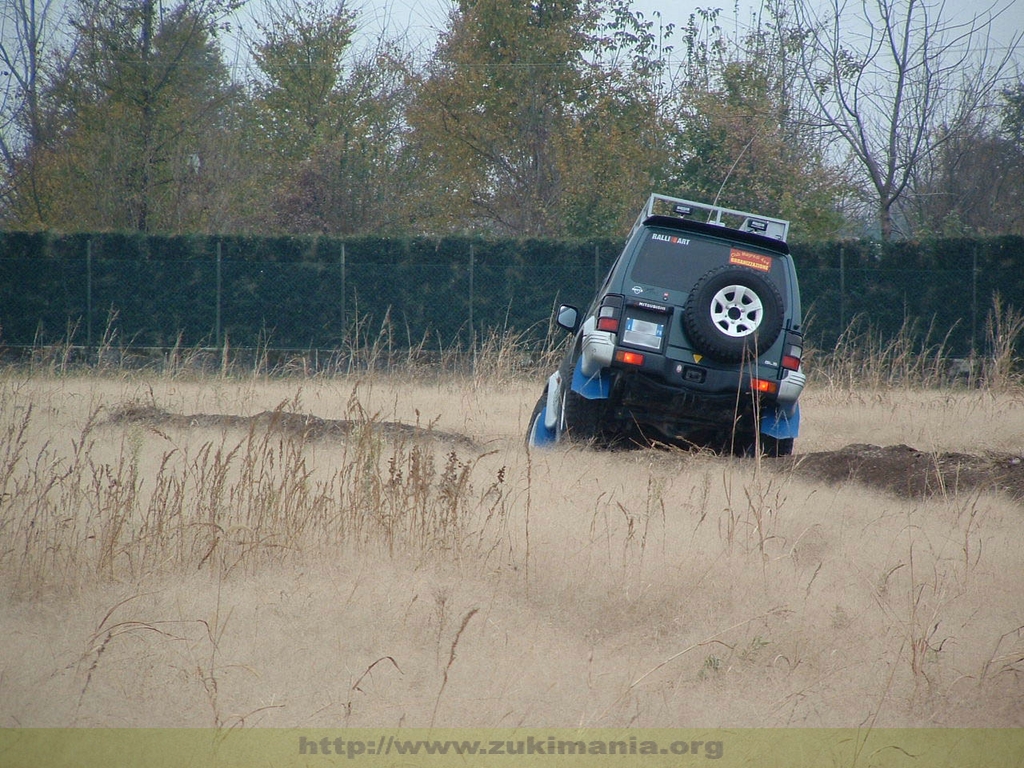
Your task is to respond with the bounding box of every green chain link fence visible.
[2,233,1023,368]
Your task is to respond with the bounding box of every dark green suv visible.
[527,194,805,455]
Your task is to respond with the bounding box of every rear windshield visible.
[629,230,785,296]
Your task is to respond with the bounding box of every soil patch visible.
[782,443,1024,501]
[104,405,1024,502]
[106,404,480,450]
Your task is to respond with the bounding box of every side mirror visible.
[556,305,579,333]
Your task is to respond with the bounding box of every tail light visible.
[751,377,778,394]
[596,294,624,333]
[615,350,645,366]
[781,332,803,371]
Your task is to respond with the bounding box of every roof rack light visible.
[630,194,790,243]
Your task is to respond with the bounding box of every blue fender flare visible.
[570,359,612,399]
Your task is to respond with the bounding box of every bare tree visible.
[905,116,1024,235]
[0,0,65,222]
[790,0,1022,239]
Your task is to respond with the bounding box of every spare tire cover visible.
[683,265,784,363]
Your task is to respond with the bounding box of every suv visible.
[526,194,806,456]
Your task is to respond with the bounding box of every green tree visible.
[555,78,671,237]
[559,1,678,236]
[1002,80,1024,150]
[243,0,415,234]
[666,4,849,239]
[407,0,682,238]
[407,0,594,236]
[10,0,241,232]
[248,0,356,162]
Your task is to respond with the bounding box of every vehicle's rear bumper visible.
[607,369,795,444]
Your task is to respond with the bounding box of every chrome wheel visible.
[709,284,764,338]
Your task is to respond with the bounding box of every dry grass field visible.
[2,364,1024,729]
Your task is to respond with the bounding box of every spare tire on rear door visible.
[683,265,784,363]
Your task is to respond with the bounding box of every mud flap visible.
[760,402,800,439]
[529,406,558,447]
[570,359,611,399]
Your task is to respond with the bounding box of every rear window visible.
[629,230,786,297]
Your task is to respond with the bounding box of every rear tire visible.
[756,435,794,457]
[561,388,606,443]
[734,433,794,457]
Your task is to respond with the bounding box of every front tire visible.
[525,390,556,449]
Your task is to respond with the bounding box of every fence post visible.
[469,242,476,372]
[839,244,846,338]
[340,241,347,330]
[216,240,222,349]
[971,244,978,358]
[86,239,93,350]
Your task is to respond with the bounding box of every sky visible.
[348,0,1024,58]
[215,0,1022,84]
[354,0,1024,45]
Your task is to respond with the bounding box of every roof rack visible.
[629,193,790,242]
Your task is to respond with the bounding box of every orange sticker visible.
[729,248,772,272]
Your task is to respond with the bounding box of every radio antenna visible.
[710,134,758,219]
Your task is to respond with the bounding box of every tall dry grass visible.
[2,316,1024,730]
[0,388,515,596]
[812,294,1024,391]
[14,307,569,383]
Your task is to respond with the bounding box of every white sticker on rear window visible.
[651,233,691,245]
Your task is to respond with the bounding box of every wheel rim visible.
[709,284,763,337]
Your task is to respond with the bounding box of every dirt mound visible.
[106,403,479,450]
[105,405,1024,502]
[783,443,1024,501]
